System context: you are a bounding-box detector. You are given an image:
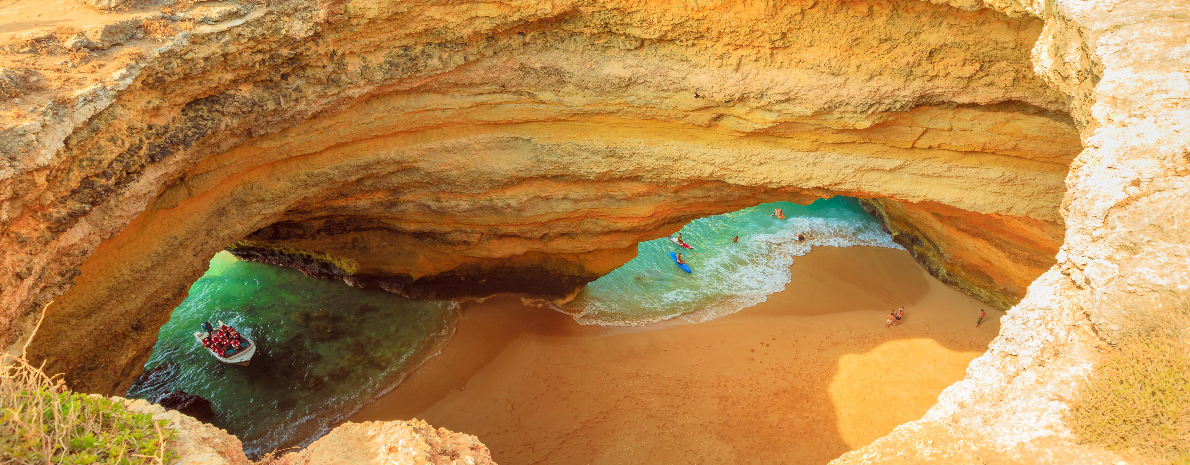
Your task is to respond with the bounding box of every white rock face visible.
[834,0,1190,462]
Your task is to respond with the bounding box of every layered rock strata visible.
[3,0,1182,462]
[834,0,1190,462]
[3,0,1080,395]
[861,198,1064,310]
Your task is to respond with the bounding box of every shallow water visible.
[126,252,458,458]
[129,196,893,456]
[555,197,901,325]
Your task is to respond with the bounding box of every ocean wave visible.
[552,198,900,326]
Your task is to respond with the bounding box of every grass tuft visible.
[0,353,177,465]
[1066,333,1190,464]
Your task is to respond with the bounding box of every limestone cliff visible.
[860,198,1063,310]
[0,0,1184,462]
[834,0,1190,462]
[4,0,1079,395]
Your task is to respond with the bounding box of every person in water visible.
[732,235,739,243]
[976,309,986,327]
[796,233,805,241]
[771,208,785,219]
[675,252,687,265]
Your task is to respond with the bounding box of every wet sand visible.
[348,246,1001,465]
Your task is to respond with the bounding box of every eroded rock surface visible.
[5,0,1079,395]
[861,198,1063,310]
[275,420,497,465]
[121,397,252,465]
[834,0,1190,462]
[123,397,493,465]
[0,0,1185,462]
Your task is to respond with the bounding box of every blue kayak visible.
[670,252,692,273]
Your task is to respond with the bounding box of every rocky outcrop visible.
[5,0,1082,395]
[860,198,1063,310]
[120,397,251,465]
[274,420,496,465]
[833,0,1190,462]
[2,0,1184,462]
[122,397,493,465]
[154,390,215,423]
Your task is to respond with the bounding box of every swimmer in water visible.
[732,235,739,243]
[771,208,785,219]
[796,233,805,241]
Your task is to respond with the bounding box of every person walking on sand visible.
[894,306,905,326]
[884,312,896,329]
[976,308,986,327]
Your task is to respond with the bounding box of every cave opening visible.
[1,0,1117,461]
[127,196,1007,463]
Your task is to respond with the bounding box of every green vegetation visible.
[1066,333,1190,464]
[1,353,176,465]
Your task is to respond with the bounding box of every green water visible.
[127,252,458,458]
[555,197,900,324]
[129,196,894,457]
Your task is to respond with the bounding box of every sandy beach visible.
[348,246,1000,465]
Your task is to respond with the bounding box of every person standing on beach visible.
[884,312,896,329]
[894,306,905,326]
[976,309,986,327]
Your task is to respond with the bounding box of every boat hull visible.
[194,331,255,365]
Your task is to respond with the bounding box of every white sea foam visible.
[553,199,901,326]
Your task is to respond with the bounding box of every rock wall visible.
[3,0,1082,395]
[860,198,1064,310]
[834,0,1190,462]
[5,0,1185,462]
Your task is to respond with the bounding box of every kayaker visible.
[675,253,687,265]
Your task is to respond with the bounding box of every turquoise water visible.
[555,197,901,325]
[126,252,458,458]
[128,196,893,457]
